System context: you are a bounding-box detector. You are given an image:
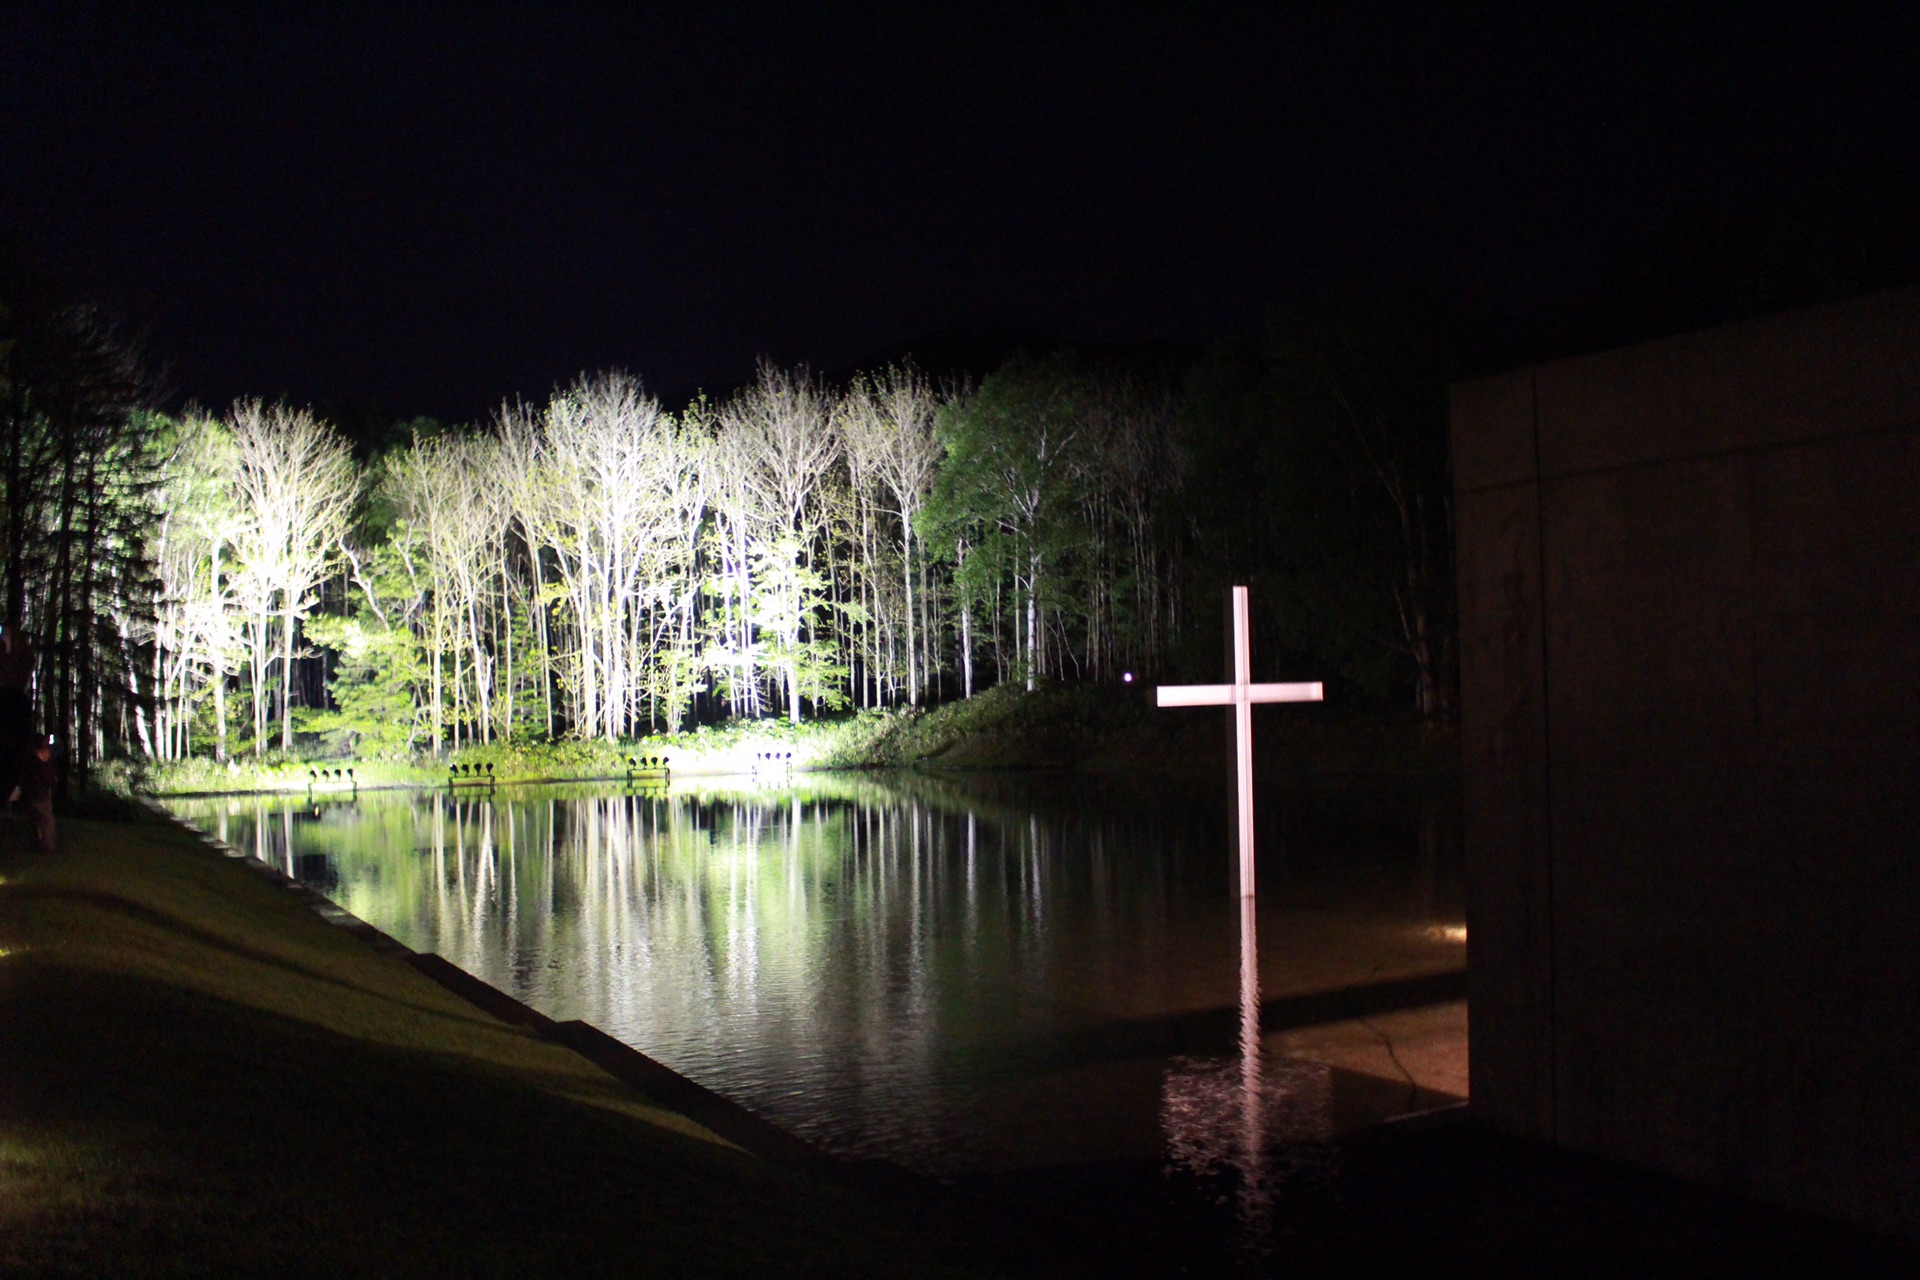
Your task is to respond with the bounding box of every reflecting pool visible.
[166,770,1464,1176]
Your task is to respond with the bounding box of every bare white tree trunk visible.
[228,400,355,756]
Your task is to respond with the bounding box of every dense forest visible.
[0,270,154,790]
[5,274,1456,775]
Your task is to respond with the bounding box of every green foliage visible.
[122,312,1456,779]
[298,613,425,756]
[747,535,850,719]
[926,353,1089,572]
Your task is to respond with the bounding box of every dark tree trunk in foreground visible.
[0,264,155,793]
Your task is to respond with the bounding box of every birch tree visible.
[148,414,244,758]
[839,366,939,704]
[229,400,356,754]
[721,362,838,723]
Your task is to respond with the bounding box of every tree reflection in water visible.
[168,772,1460,1181]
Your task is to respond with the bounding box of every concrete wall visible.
[1454,289,1920,1237]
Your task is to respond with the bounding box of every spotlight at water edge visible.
[1122,671,1134,683]
[1423,923,1468,944]
[680,728,826,780]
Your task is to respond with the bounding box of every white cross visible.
[1156,585,1322,897]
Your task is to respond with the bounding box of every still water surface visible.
[166,770,1462,1176]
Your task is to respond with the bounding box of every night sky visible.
[5,5,1917,423]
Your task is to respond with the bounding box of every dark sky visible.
[5,4,1917,422]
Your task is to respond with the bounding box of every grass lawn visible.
[0,813,995,1278]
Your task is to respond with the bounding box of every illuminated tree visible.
[720,362,838,724]
[228,400,356,754]
[839,365,939,704]
[146,413,245,759]
[516,373,707,741]
[832,402,886,707]
[747,535,848,716]
[385,434,494,748]
[928,355,1087,691]
[115,316,1455,769]
[495,403,558,738]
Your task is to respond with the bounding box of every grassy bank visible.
[116,712,909,796]
[122,682,1458,798]
[862,681,1458,779]
[0,813,990,1278]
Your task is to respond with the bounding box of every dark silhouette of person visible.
[0,629,54,854]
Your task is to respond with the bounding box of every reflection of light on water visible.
[168,778,1461,1174]
[1160,1055,1337,1250]
[1160,895,1338,1252]
[1161,1054,1335,1166]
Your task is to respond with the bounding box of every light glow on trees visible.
[134,357,1190,761]
[229,402,357,755]
[8,284,1458,778]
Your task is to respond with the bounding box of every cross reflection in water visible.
[1160,896,1335,1242]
